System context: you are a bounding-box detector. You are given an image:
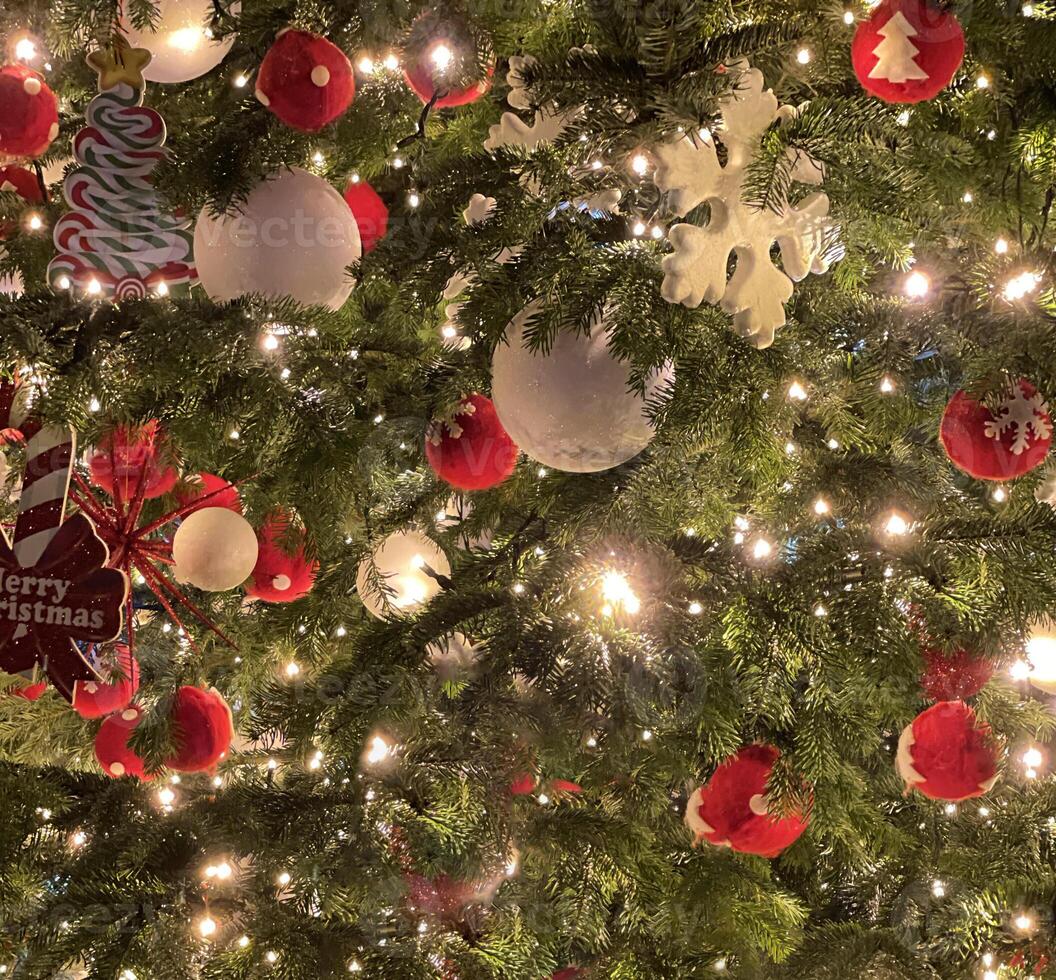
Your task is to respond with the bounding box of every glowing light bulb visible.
[931,880,945,897]
[14,38,37,61]
[814,498,830,515]
[284,662,300,678]
[408,192,420,208]
[1023,3,1035,14]
[601,571,641,615]
[277,871,291,886]
[632,220,646,236]
[430,43,453,71]
[157,787,176,807]
[962,190,973,203]
[650,225,664,240]
[262,332,280,351]
[787,380,808,401]
[87,278,102,296]
[88,397,101,413]
[1014,913,1034,931]
[991,485,1007,503]
[843,10,855,24]
[197,916,217,938]
[880,376,895,393]
[976,73,990,89]
[884,511,910,536]
[904,270,930,298]
[358,57,375,74]
[752,538,774,561]
[688,601,703,615]
[383,53,399,71]
[266,951,279,963]
[1024,747,1043,769]
[365,735,392,765]
[233,72,248,88]
[71,831,86,847]
[1003,270,1041,301]
[26,213,42,231]
[814,604,828,617]
[239,935,250,948]
[796,47,812,65]
[1025,621,1056,692]
[630,153,649,175]
[995,237,1009,254]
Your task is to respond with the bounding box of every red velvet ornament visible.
[426,393,518,491]
[88,421,180,501]
[896,700,999,801]
[244,511,317,603]
[343,180,389,253]
[164,685,233,773]
[8,680,46,700]
[685,744,810,858]
[851,0,965,104]
[940,380,1052,481]
[404,58,493,108]
[921,646,993,702]
[0,64,59,157]
[73,644,139,719]
[176,472,241,514]
[401,15,493,108]
[95,704,152,779]
[255,29,355,132]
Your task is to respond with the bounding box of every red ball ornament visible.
[896,700,999,801]
[851,0,965,104]
[425,393,518,491]
[921,646,993,702]
[73,644,139,719]
[255,29,355,132]
[343,179,389,253]
[89,421,180,501]
[0,64,59,157]
[404,57,493,108]
[402,14,493,108]
[940,379,1052,482]
[165,685,234,773]
[176,472,242,514]
[95,705,152,780]
[244,511,317,603]
[8,680,46,700]
[685,744,810,858]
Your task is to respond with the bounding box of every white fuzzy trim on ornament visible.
[272,574,292,591]
[748,793,770,816]
[110,762,126,776]
[23,76,41,95]
[311,65,330,86]
[48,122,58,140]
[684,787,717,843]
[255,88,271,106]
[121,708,138,722]
[895,724,925,786]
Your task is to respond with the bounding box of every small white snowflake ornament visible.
[654,64,837,349]
[484,55,581,152]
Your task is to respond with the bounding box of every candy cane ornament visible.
[0,378,127,701]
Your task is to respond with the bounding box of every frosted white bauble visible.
[491,302,673,472]
[121,0,237,84]
[1026,618,1056,694]
[194,167,360,310]
[172,507,259,591]
[355,530,450,620]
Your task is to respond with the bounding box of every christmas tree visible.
[0,1,1056,979]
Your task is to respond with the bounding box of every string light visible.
[883,511,910,536]
[904,270,930,298]
[962,190,973,203]
[87,278,102,296]
[197,916,217,939]
[364,734,393,766]
[931,880,945,898]
[233,72,248,88]
[991,485,1008,503]
[1023,747,1043,769]
[204,861,233,880]
[688,601,703,615]
[430,43,453,71]
[26,213,43,231]
[787,380,808,401]
[88,396,101,413]
[1014,913,1034,932]
[383,53,399,71]
[14,37,37,61]
[796,47,812,65]
[266,951,279,963]
[70,830,86,847]
[880,376,895,393]
[994,237,1009,255]
[650,225,664,240]
[814,498,830,516]
[600,571,641,615]
[239,935,251,948]
[408,192,421,208]
[843,10,855,24]
[1023,2,1035,14]
[262,332,280,351]
[1002,270,1041,301]
[277,871,291,886]
[630,153,649,175]
[751,537,774,561]
[632,220,646,236]
[157,787,176,807]
[357,57,374,74]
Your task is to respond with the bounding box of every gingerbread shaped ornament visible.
[852,0,965,104]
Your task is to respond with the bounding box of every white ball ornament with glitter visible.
[355,530,450,620]
[172,507,259,591]
[121,0,238,83]
[193,167,361,310]
[491,302,673,473]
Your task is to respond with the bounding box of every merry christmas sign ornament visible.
[0,381,126,701]
[852,0,965,104]
[47,38,198,300]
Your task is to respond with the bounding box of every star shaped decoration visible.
[87,37,153,91]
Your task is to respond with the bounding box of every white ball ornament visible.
[172,507,259,591]
[193,167,361,310]
[1025,618,1056,694]
[121,0,238,84]
[491,302,673,473]
[355,530,450,620]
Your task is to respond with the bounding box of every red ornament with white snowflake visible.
[851,0,965,104]
[685,744,810,858]
[343,179,389,253]
[0,64,59,157]
[940,379,1052,481]
[165,685,234,772]
[88,421,180,501]
[896,700,999,801]
[425,393,518,491]
[255,29,355,132]
[73,643,139,719]
[921,646,992,702]
[244,511,317,603]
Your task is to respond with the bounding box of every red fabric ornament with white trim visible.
[73,643,139,719]
[255,29,355,132]
[426,393,518,491]
[401,12,493,108]
[95,704,152,779]
[940,379,1052,481]
[921,646,992,702]
[165,685,234,772]
[684,744,810,858]
[176,472,241,514]
[244,511,317,603]
[896,700,999,801]
[343,179,389,253]
[851,0,965,104]
[0,64,59,157]
[88,421,180,501]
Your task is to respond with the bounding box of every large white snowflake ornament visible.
[655,64,837,349]
[984,384,1052,455]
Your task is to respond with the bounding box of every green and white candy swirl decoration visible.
[48,73,198,300]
